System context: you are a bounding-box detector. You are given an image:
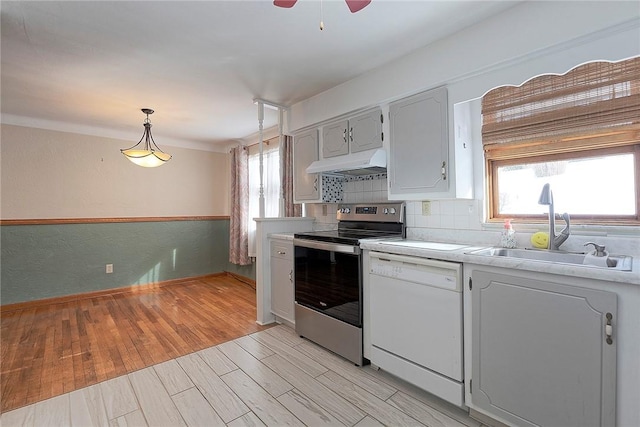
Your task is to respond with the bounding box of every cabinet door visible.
[322,120,349,158]
[472,271,616,427]
[389,86,448,197]
[349,109,383,153]
[271,240,294,322]
[293,129,320,202]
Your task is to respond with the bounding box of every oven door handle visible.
[294,238,361,255]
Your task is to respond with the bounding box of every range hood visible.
[306,148,386,176]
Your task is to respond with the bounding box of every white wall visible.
[293,0,640,258]
[287,1,640,131]
[1,124,230,219]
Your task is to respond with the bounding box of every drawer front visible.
[271,240,293,260]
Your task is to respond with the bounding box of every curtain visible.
[248,143,281,257]
[482,57,640,159]
[229,146,251,266]
[282,135,302,217]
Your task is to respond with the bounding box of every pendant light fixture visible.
[121,108,172,167]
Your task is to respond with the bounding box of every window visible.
[248,141,281,256]
[483,57,640,224]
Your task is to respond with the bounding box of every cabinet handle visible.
[289,270,293,283]
[605,313,613,345]
[441,161,447,180]
[349,127,353,142]
[277,251,286,255]
[343,129,347,143]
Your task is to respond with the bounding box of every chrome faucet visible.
[538,183,570,251]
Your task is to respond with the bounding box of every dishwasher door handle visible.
[370,251,461,270]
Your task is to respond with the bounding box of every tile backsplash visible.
[405,199,482,231]
[307,175,484,234]
[343,175,388,204]
[305,185,638,256]
[307,174,388,230]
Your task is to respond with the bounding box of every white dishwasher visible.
[369,251,464,407]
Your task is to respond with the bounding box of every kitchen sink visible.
[467,247,633,271]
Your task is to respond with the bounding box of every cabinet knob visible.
[277,251,286,255]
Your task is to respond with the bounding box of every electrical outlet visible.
[106,264,113,274]
[422,201,431,216]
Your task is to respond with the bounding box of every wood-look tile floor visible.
[2,324,483,427]
[1,275,270,413]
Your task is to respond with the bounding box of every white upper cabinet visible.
[322,120,349,158]
[388,86,449,198]
[321,108,383,158]
[349,109,383,153]
[293,129,320,202]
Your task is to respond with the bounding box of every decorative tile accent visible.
[312,173,389,209]
[341,173,387,182]
[321,176,343,203]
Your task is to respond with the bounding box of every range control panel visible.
[337,202,405,223]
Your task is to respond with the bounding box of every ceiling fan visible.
[274,0,371,14]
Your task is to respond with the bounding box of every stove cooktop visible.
[294,229,402,245]
[294,202,406,245]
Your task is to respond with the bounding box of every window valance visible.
[482,57,640,159]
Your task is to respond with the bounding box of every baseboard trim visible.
[0,272,252,314]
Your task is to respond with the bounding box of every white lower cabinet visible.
[466,266,617,427]
[270,239,294,324]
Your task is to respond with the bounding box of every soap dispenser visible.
[501,219,516,248]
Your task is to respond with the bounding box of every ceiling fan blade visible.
[274,0,298,8]
[345,0,371,13]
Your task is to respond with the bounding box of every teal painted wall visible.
[0,219,255,305]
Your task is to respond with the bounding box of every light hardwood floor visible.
[1,275,270,413]
[1,324,483,427]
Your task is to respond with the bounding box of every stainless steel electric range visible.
[293,202,405,365]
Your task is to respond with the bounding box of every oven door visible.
[293,239,362,327]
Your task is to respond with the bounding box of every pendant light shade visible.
[121,109,172,167]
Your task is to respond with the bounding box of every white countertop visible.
[269,232,296,241]
[361,239,640,286]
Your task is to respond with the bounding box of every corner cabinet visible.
[468,268,617,427]
[270,238,294,325]
[293,129,320,202]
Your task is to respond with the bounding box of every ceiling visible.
[1,0,519,151]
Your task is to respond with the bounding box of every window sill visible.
[482,221,640,237]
